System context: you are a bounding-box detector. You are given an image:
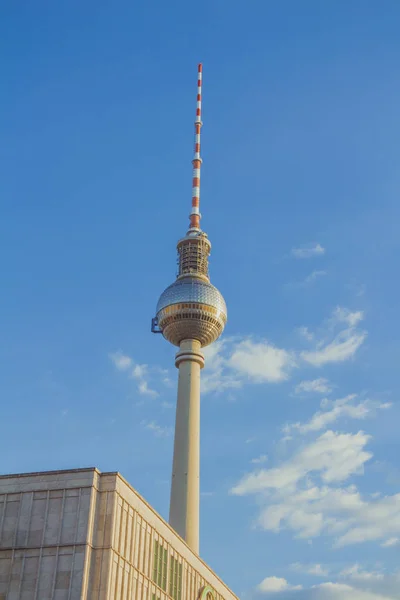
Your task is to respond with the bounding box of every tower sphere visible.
[156,277,227,347]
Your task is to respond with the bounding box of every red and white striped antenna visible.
[188,63,203,232]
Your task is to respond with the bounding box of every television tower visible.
[152,64,227,554]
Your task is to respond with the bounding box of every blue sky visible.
[2,1,400,598]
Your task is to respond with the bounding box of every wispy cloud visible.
[301,331,367,366]
[297,326,315,342]
[283,394,391,435]
[295,378,332,395]
[140,420,172,437]
[251,454,268,465]
[231,422,400,549]
[291,243,326,259]
[381,537,399,548]
[286,270,327,289]
[340,565,384,582]
[161,401,174,409]
[109,351,159,397]
[231,430,372,496]
[333,306,364,327]
[304,270,327,284]
[300,307,367,367]
[291,563,329,577]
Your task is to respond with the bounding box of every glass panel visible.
[162,547,167,591]
[169,557,174,597]
[177,563,182,600]
[152,541,158,582]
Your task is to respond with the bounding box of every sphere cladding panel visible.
[156,278,227,347]
[156,278,227,314]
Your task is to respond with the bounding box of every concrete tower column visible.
[169,339,204,554]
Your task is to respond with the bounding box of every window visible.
[169,555,182,600]
[152,540,168,592]
[153,543,183,600]
[161,303,218,317]
[199,586,216,600]
[162,545,167,590]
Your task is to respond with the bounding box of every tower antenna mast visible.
[189,63,203,232]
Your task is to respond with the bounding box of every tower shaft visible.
[169,339,204,554]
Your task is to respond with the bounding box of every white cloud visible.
[291,244,326,259]
[132,364,147,379]
[109,351,132,371]
[253,572,400,599]
[135,370,158,397]
[257,577,302,593]
[110,351,159,397]
[141,420,172,437]
[137,380,157,396]
[131,363,159,397]
[295,378,332,394]
[291,563,329,577]
[340,571,400,600]
[284,394,391,435]
[202,339,243,393]
[254,560,400,600]
[311,582,393,600]
[251,454,268,464]
[202,337,295,393]
[230,339,295,383]
[381,537,399,547]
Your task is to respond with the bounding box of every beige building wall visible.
[0,468,238,600]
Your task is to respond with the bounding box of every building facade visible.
[0,468,237,600]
